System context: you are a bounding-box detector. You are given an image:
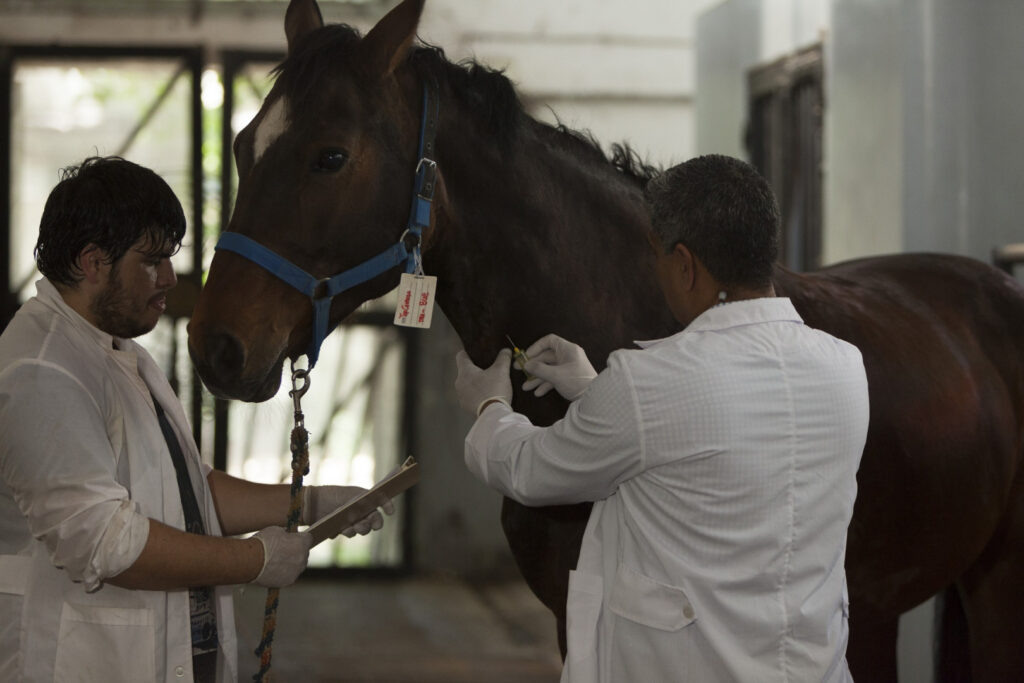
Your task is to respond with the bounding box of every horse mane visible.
[273,24,658,187]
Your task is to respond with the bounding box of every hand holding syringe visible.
[506,335,534,380]
[510,333,598,401]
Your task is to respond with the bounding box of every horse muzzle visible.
[186,320,285,402]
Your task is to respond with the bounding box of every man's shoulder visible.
[0,300,100,385]
[1,299,48,362]
[605,332,699,383]
[798,323,865,363]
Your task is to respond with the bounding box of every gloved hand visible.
[455,349,513,416]
[521,334,597,400]
[251,526,313,588]
[301,485,395,538]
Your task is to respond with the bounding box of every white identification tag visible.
[394,273,437,329]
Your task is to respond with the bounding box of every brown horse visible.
[187,1,1024,680]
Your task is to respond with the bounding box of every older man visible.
[455,154,869,682]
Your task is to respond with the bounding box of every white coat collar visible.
[34,278,141,362]
[634,298,803,349]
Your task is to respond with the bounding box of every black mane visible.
[274,24,658,186]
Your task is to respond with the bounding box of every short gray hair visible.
[645,154,780,289]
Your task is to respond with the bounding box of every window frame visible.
[747,43,824,272]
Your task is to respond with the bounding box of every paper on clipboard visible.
[307,456,420,546]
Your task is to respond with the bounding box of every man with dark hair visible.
[0,157,389,682]
[454,154,869,682]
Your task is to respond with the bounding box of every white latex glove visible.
[301,485,395,538]
[251,526,313,588]
[455,349,513,416]
[521,334,597,400]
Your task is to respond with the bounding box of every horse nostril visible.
[207,332,246,379]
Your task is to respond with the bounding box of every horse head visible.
[188,0,433,400]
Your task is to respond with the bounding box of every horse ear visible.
[285,0,324,54]
[359,0,426,78]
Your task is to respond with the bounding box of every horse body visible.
[187,1,1024,679]
[776,256,1024,680]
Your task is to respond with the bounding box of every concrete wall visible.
[696,0,1024,266]
[418,0,698,168]
[826,0,904,262]
[901,0,1024,261]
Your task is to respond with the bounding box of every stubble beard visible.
[90,268,155,339]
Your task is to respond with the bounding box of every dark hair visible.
[645,154,780,289]
[34,156,186,286]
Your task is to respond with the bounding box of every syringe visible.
[506,335,534,380]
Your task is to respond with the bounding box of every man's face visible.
[91,237,177,338]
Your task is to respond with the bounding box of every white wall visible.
[901,0,1024,261]
[697,0,1024,266]
[417,0,699,167]
[696,0,906,264]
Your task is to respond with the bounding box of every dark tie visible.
[152,394,219,683]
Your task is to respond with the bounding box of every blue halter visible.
[215,82,439,369]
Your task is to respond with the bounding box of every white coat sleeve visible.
[465,353,645,506]
[0,361,150,592]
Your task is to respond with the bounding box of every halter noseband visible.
[215,81,440,368]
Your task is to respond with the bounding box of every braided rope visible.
[253,370,311,682]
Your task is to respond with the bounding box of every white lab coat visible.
[465,298,869,682]
[0,279,238,682]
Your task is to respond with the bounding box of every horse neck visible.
[423,106,676,368]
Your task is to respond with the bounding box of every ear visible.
[285,0,324,55]
[359,0,425,79]
[77,244,109,285]
[673,243,697,291]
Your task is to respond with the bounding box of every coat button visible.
[683,605,695,620]
[175,666,185,677]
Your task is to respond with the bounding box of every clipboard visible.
[306,456,420,546]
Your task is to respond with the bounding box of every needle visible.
[506,335,534,379]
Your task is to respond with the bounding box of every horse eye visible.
[313,149,347,173]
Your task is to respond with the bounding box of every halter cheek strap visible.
[215,81,440,368]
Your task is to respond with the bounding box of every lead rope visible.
[253,362,311,682]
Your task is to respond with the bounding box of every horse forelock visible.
[272,24,364,102]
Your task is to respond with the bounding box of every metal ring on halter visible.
[399,228,421,252]
[312,277,332,300]
[289,360,311,415]
[290,369,310,398]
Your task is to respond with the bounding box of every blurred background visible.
[1,1,1021,680]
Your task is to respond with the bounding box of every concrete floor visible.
[232,575,563,682]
